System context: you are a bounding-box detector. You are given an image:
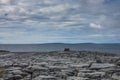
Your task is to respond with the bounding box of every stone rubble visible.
[0,51,120,80]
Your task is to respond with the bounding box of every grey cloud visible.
[0,0,120,31]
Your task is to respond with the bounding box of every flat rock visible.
[33,75,57,80]
[90,63,115,70]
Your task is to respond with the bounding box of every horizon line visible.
[0,42,120,45]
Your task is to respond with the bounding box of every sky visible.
[0,0,120,44]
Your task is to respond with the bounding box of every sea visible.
[0,43,120,54]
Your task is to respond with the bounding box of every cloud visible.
[0,0,119,23]
[89,34,120,37]
[0,0,9,4]
[0,0,120,43]
[89,23,102,29]
[39,4,70,13]
[86,0,105,4]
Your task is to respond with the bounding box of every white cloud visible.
[3,5,15,12]
[39,4,70,13]
[87,0,105,4]
[43,0,57,4]
[90,23,102,29]
[89,34,120,37]
[0,0,119,43]
[0,31,27,37]
[0,0,9,4]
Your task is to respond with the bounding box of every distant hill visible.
[0,43,120,54]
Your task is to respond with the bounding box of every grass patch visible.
[0,67,4,78]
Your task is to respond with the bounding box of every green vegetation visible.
[0,67,4,78]
[64,48,70,51]
[0,50,10,53]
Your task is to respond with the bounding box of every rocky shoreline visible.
[0,51,120,80]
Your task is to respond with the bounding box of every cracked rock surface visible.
[0,51,120,80]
